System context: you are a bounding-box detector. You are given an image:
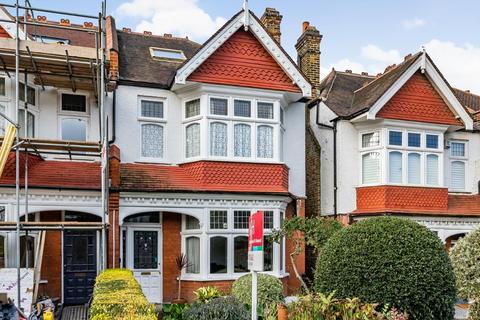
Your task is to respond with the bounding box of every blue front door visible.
[63,230,97,305]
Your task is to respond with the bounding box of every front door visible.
[128,228,162,303]
[63,230,97,305]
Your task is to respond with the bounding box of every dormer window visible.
[149,47,186,61]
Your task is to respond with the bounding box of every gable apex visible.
[175,10,311,97]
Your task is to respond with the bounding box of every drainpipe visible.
[108,89,116,144]
[315,99,338,219]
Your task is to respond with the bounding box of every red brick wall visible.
[39,211,62,299]
[162,212,182,302]
[108,145,121,268]
[188,29,301,93]
[356,185,448,212]
[378,72,463,126]
[285,200,305,294]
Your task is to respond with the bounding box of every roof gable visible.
[377,71,463,126]
[175,10,311,96]
[187,28,300,93]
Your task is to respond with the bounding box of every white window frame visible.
[58,91,89,116]
[137,96,167,162]
[449,140,468,192]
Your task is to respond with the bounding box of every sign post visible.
[248,211,264,320]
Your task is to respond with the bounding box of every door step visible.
[60,305,88,320]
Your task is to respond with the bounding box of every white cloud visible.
[424,39,480,93]
[361,44,401,64]
[402,17,426,30]
[115,0,227,41]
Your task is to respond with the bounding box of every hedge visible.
[314,217,456,320]
[89,269,157,320]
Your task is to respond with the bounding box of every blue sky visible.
[22,0,480,92]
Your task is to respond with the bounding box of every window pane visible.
[0,78,5,96]
[451,142,465,157]
[62,94,86,112]
[185,216,200,230]
[133,231,158,269]
[151,48,185,60]
[61,118,87,141]
[124,212,160,223]
[210,210,227,229]
[257,102,274,119]
[141,100,163,118]
[210,122,227,157]
[408,153,421,184]
[280,108,284,125]
[234,100,251,117]
[141,124,163,158]
[210,98,228,115]
[186,123,200,158]
[257,125,273,158]
[0,235,4,268]
[19,83,35,105]
[451,161,465,190]
[264,211,274,229]
[426,154,439,185]
[389,152,403,183]
[210,237,227,274]
[426,134,439,149]
[186,99,200,118]
[264,236,273,272]
[186,237,200,274]
[389,131,402,146]
[234,236,248,273]
[408,133,421,147]
[0,206,5,221]
[20,235,35,268]
[234,210,250,229]
[362,132,379,148]
[19,109,34,138]
[234,124,251,157]
[362,152,380,184]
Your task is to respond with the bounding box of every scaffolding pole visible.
[0,0,108,311]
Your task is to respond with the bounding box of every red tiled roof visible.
[0,152,101,190]
[120,161,289,194]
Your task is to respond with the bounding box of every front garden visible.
[90,216,480,320]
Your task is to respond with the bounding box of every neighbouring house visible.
[308,50,480,252]
[0,4,316,306]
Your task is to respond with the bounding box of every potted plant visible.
[173,253,191,304]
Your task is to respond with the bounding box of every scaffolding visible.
[0,0,109,312]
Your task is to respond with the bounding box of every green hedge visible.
[314,217,456,320]
[89,269,157,320]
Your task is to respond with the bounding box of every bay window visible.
[181,208,285,279]
[138,98,165,160]
[450,141,467,191]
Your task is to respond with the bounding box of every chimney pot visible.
[37,15,47,22]
[345,69,352,73]
[143,31,152,36]
[164,33,172,38]
[83,21,94,28]
[122,27,131,32]
[404,53,412,61]
[302,21,310,32]
[60,18,70,26]
[465,90,471,93]
[361,72,368,76]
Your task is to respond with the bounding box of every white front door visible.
[127,227,162,303]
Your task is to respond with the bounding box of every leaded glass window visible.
[234,124,251,157]
[210,98,228,116]
[257,125,273,158]
[234,100,251,117]
[186,123,200,158]
[141,124,163,158]
[141,100,164,118]
[257,102,274,119]
[185,99,200,118]
[210,122,227,156]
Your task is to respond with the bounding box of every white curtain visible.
[389,152,403,183]
[234,124,251,157]
[451,161,465,190]
[186,123,200,158]
[362,152,380,184]
[186,237,200,274]
[141,124,163,158]
[408,153,421,184]
[210,122,227,156]
[257,125,273,158]
[426,154,439,185]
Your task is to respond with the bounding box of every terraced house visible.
[309,50,480,251]
[0,3,317,306]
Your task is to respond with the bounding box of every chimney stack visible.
[260,8,283,44]
[295,21,322,98]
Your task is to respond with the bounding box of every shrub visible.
[89,269,156,320]
[231,273,283,316]
[314,217,456,320]
[162,303,189,320]
[182,296,248,320]
[194,286,223,303]
[451,228,480,300]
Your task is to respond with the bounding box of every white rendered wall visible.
[284,101,305,197]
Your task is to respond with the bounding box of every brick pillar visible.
[295,22,322,98]
[108,145,120,268]
[285,200,306,295]
[260,8,283,44]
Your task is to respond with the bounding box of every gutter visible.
[108,89,116,144]
[315,99,338,219]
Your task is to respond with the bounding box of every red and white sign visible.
[248,210,264,271]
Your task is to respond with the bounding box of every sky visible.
[21,0,480,93]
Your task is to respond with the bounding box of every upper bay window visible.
[138,97,166,161]
[449,141,467,191]
[360,129,443,187]
[184,95,280,161]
